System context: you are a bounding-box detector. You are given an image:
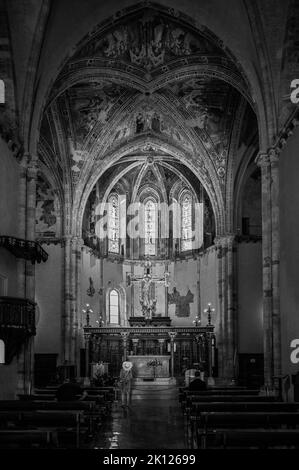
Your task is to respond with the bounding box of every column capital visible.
[214,233,235,246]
[255,151,270,168]
[120,331,130,342]
[19,152,29,168]
[168,331,177,341]
[27,154,39,172]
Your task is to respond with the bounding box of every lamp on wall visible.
[204,303,215,326]
[82,304,93,327]
[193,315,201,327]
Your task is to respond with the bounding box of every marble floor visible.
[91,387,188,449]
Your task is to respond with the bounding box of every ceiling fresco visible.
[74,8,225,73]
[38,5,257,204]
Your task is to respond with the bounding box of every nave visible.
[91,386,186,449]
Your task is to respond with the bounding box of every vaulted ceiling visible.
[37,4,258,237]
[4,0,298,237]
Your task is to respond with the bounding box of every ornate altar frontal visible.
[83,325,215,379]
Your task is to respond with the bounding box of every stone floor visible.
[91,386,188,449]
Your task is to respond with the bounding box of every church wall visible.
[237,242,263,353]
[81,248,101,325]
[0,137,19,297]
[81,249,125,325]
[0,137,19,237]
[35,244,63,355]
[280,127,299,376]
[199,247,219,331]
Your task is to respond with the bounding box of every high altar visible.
[82,259,216,381]
[128,355,170,378]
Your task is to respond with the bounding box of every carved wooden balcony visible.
[0,235,48,263]
[0,296,36,364]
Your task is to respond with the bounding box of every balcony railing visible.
[0,235,48,263]
[0,296,35,332]
[0,297,36,363]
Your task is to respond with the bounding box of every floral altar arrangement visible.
[147,358,162,379]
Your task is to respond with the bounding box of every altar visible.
[128,355,170,378]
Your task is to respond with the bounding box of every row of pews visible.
[180,386,299,449]
[0,385,116,448]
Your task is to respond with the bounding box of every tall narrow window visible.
[144,199,156,255]
[109,290,119,324]
[0,340,5,364]
[0,80,4,104]
[181,192,193,251]
[108,194,119,253]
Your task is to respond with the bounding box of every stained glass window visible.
[181,192,193,251]
[144,199,156,255]
[109,290,119,324]
[108,194,119,253]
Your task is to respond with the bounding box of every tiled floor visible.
[92,387,187,449]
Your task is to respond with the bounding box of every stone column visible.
[18,154,37,395]
[121,331,130,362]
[215,238,224,378]
[256,152,273,386]
[84,331,91,386]
[269,148,281,380]
[214,234,236,381]
[71,237,83,370]
[132,338,139,355]
[226,235,236,379]
[25,154,38,300]
[168,332,177,379]
[62,236,72,364]
[17,153,28,297]
[158,338,165,355]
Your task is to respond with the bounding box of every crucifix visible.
[127,258,170,319]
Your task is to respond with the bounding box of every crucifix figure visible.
[127,258,170,319]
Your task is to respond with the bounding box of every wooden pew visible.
[180,389,262,410]
[188,402,299,446]
[202,411,299,429]
[0,429,54,448]
[201,429,299,449]
[194,411,299,447]
[184,394,276,417]
[189,401,299,415]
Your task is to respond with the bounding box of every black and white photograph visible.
[0,0,299,462]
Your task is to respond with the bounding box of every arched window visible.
[144,199,156,255]
[181,192,193,251]
[0,340,5,364]
[109,289,119,324]
[108,194,119,253]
